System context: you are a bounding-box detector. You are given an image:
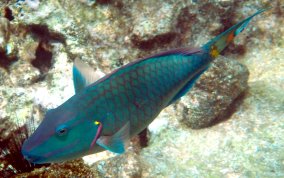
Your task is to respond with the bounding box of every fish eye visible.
[56,125,68,136]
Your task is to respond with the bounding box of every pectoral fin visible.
[73,58,105,93]
[97,122,130,154]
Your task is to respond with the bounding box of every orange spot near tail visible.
[226,32,235,43]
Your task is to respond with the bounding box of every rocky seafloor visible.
[0,0,283,177]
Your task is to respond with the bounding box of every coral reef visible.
[0,0,283,177]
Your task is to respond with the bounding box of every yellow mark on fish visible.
[210,45,219,58]
[94,121,100,125]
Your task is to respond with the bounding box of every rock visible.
[80,0,97,6]
[0,17,18,70]
[0,17,10,49]
[177,56,249,129]
[25,0,41,10]
[94,151,142,178]
[131,1,176,41]
[0,87,34,125]
[9,60,41,86]
[0,68,12,86]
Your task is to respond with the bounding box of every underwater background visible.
[0,0,283,177]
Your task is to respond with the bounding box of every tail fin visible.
[202,8,269,58]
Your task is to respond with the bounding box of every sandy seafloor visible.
[0,0,283,177]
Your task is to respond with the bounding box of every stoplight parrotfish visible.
[21,8,268,164]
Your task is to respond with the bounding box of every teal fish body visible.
[84,49,211,137]
[22,9,268,164]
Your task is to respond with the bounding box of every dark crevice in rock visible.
[113,0,124,9]
[138,128,148,148]
[0,49,18,71]
[31,42,53,74]
[96,0,113,4]
[25,24,66,73]
[27,24,66,45]
[131,32,177,51]
[96,0,124,9]
[3,6,14,21]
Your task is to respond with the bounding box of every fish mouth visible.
[21,140,45,164]
[21,149,44,164]
[21,137,82,164]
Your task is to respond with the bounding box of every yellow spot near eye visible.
[94,121,100,125]
[210,45,219,58]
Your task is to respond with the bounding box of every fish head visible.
[21,107,103,164]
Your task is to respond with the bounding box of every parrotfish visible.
[22,9,268,164]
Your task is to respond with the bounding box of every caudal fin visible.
[202,8,269,58]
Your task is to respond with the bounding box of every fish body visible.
[22,9,268,164]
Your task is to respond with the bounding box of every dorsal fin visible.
[72,59,105,93]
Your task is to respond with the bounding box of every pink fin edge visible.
[90,123,103,150]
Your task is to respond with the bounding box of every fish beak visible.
[21,140,44,164]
